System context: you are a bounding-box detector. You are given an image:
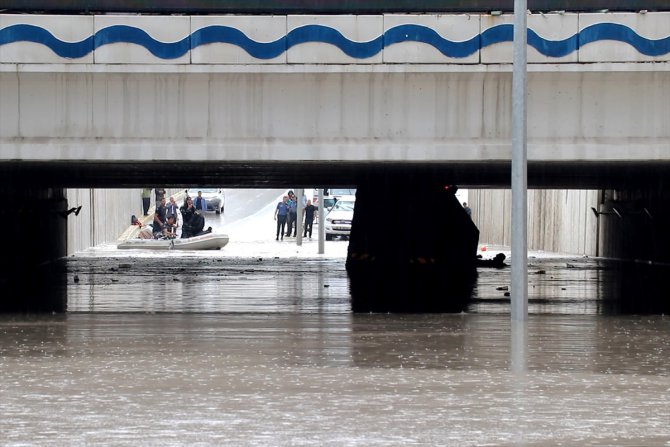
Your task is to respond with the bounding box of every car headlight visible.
[325,217,333,223]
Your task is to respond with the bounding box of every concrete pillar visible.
[596,184,670,314]
[0,184,67,312]
[346,171,479,312]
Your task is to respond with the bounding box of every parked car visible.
[307,188,356,212]
[322,196,337,212]
[184,188,225,214]
[328,188,356,198]
[304,190,338,225]
[324,195,356,240]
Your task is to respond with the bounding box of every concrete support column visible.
[596,185,670,314]
[346,171,479,312]
[0,184,67,312]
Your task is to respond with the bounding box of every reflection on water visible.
[66,256,350,314]
[473,255,670,315]
[64,253,670,315]
[1,253,669,445]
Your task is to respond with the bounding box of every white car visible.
[305,189,338,212]
[324,196,355,240]
[185,188,225,214]
[321,196,338,212]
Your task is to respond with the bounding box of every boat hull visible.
[117,233,229,250]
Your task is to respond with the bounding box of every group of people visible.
[273,190,318,241]
[133,190,211,240]
[152,196,180,239]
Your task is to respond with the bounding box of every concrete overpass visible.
[1,12,669,311]
[1,12,669,187]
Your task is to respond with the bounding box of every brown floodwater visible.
[1,248,669,446]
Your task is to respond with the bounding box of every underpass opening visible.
[2,162,670,314]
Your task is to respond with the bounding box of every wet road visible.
[1,189,669,446]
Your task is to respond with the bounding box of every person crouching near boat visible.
[180,196,196,238]
[161,215,177,239]
[179,195,206,238]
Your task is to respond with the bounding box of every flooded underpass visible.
[1,190,669,446]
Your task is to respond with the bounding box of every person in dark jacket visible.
[180,196,196,238]
[180,196,208,238]
[303,200,317,239]
[286,192,298,237]
[152,197,167,236]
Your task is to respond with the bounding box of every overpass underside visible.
[2,159,670,190]
[3,168,670,314]
[2,67,670,313]
[2,64,668,188]
[1,12,669,312]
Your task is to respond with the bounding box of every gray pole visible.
[318,189,325,254]
[296,188,304,246]
[511,0,528,320]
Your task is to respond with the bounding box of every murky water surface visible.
[2,252,669,446]
[2,191,669,445]
[1,310,668,446]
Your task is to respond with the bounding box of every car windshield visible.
[332,200,355,212]
[330,188,356,196]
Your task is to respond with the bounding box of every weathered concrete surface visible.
[1,69,668,167]
[471,185,670,263]
[471,189,600,255]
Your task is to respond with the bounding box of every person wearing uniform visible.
[274,196,289,241]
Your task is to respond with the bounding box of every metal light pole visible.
[511,0,528,320]
[318,188,325,254]
[296,188,304,246]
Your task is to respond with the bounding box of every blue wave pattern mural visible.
[0,22,668,60]
[95,25,190,59]
[0,24,94,58]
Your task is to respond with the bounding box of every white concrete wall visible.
[1,69,668,164]
[65,188,181,254]
[65,188,141,254]
[471,189,600,255]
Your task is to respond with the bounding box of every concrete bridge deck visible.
[1,12,669,189]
